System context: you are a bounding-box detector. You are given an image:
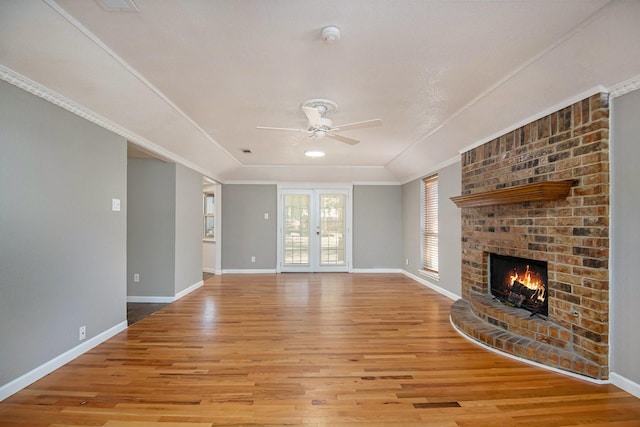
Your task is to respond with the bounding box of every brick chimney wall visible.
[458,93,610,378]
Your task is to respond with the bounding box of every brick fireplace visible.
[450,93,610,380]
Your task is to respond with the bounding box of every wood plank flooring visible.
[1,273,639,426]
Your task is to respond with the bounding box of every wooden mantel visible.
[450,180,573,208]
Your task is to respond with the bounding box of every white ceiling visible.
[1,0,639,183]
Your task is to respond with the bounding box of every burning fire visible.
[509,265,546,302]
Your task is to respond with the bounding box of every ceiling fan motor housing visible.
[311,117,333,130]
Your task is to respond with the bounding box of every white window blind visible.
[423,174,438,273]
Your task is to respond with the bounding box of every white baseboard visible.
[127,296,174,303]
[202,268,216,274]
[175,280,203,301]
[0,321,128,402]
[350,268,403,273]
[128,280,203,303]
[610,372,640,398]
[221,269,277,274]
[402,270,460,301]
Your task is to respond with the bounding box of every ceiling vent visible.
[96,0,139,12]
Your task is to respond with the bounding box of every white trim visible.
[608,74,640,99]
[175,280,203,301]
[226,180,403,186]
[0,321,128,402]
[458,86,607,155]
[0,65,222,182]
[277,182,355,190]
[418,269,440,283]
[223,180,280,185]
[610,373,640,399]
[215,269,224,275]
[127,280,203,303]
[240,164,387,170]
[127,296,174,303]
[450,317,609,385]
[202,268,217,274]
[221,269,277,274]
[352,181,402,186]
[351,268,403,274]
[403,270,460,301]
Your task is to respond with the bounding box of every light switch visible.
[264,212,269,220]
[112,198,121,212]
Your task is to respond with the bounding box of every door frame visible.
[276,183,353,273]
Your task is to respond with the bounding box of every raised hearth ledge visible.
[450,295,606,382]
[450,180,573,208]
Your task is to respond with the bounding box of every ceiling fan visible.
[256,99,382,146]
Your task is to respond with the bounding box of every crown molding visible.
[0,65,220,181]
[608,74,640,99]
[42,0,239,168]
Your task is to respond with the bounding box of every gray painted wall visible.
[353,185,402,269]
[221,184,277,270]
[174,164,203,293]
[402,179,422,273]
[437,162,462,296]
[127,159,176,297]
[611,89,640,384]
[402,161,462,297]
[127,161,202,297]
[0,80,127,386]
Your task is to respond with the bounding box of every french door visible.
[277,187,351,272]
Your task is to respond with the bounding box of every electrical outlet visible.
[79,325,86,341]
[133,273,140,282]
[405,258,409,266]
[251,256,256,263]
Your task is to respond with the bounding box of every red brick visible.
[459,93,609,380]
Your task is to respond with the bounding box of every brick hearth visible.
[450,93,610,380]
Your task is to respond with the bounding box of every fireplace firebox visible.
[489,254,548,317]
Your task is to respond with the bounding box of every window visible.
[203,193,215,239]
[422,174,438,274]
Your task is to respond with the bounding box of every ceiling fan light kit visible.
[305,149,325,158]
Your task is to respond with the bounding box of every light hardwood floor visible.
[1,273,639,426]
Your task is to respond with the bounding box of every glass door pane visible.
[319,193,345,266]
[283,194,310,265]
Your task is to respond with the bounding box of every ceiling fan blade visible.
[256,126,309,133]
[302,106,323,128]
[332,118,382,132]
[327,133,360,146]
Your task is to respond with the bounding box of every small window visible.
[422,174,438,274]
[203,193,215,239]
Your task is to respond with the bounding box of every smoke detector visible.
[321,26,341,43]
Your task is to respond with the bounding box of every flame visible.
[508,265,546,302]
